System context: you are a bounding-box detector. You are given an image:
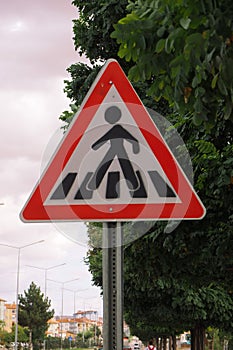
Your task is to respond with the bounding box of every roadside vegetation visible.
[60,1,233,350]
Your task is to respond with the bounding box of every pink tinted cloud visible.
[0,2,103,316]
[0,0,82,162]
[0,0,81,90]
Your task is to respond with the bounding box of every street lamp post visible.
[26,263,66,297]
[63,288,88,315]
[94,311,98,346]
[47,278,79,350]
[26,263,66,350]
[0,240,44,350]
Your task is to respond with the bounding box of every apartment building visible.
[0,298,6,322]
[46,318,59,337]
[0,297,102,339]
[47,314,103,339]
[4,303,16,332]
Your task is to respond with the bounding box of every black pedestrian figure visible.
[87,106,140,191]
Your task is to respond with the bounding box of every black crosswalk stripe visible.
[74,172,93,200]
[130,171,147,198]
[148,170,176,197]
[106,171,120,199]
[50,173,77,200]
[50,170,176,201]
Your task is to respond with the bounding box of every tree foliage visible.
[72,0,128,63]
[60,0,170,126]
[85,110,233,340]
[61,0,233,346]
[60,0,129,124]
[118,111,233,340]
[18,282,54,347]
[0,325,28,346]
[111,0,233,130]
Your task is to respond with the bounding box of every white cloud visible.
[9,20,28,33]
[0,0,102,317]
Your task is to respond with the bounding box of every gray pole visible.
[26,263,66,297]
[61,283,64,350]
[103,222,123,350]
[0,240,44,350]
[45,270,47,298]
[15,248,21,350]
[46,278,79,350]
[26,263,66,350]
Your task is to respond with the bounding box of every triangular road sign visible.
[20,59,206,222]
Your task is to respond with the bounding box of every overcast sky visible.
[0,0,103,317]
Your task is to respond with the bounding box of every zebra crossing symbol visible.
[20,59,206,222]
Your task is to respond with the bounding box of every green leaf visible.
[169,55,184,68]
[211,73,219,89]
[171,65,181,79]
[192,76,199,88]
[165,37,174,54]
[118,13,139,24]
[157,26,165,37]
[155,39,165,53]
[186,33,203,46]
[193,112,203,125]
[128,65,140,82]
[118,47,130,59]
[139,8,152,18]
[195,87,205,98]
[224,99,232,120]
[137,34,146,50]
[194,140,217,154]
[206,48,216,63]
[180,17,191,30]
[223,157,233,165]
[218,77,228,96]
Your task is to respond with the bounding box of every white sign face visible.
[45,86,180,207]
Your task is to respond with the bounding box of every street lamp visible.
[63,288,88,315]
[26,263,66,350]
[0,240,44,350]
[26,263,66,297]
[47,278,79,350]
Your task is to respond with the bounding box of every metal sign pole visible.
[103,222,123,350]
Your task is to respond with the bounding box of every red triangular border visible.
[20,59,206,222]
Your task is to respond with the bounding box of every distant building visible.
[74,310,98,321]
[46,318,59,337]
[47,313,103,339]
[0,296,103,340]
[58,318,70,339]
[0,298,6,321]
[4,303,16,332]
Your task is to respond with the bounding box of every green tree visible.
[18,282,54,350]
[72,0,128,63]
[85,111,233,345]
[0,320,4,331]
[60,0,233,348]
[1,330,14,345]
[60,0,170,127]
[45,336,60,349]
[12,325,29,344]
[111,0,233,130]
[121,112,232,342]
[60,0,129,126]
[0,325,28,347]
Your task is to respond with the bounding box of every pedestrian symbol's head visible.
[105,106,121,124]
